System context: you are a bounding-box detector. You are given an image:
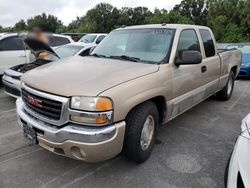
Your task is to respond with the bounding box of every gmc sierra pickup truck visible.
[16,24,241,163]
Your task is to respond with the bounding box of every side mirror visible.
[89,46,96,54]
[175,50,202,66]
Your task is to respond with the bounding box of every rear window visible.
[0,36,24,51]
[48,36,71,47]
[55,45,83,58]
[199,29,215,58]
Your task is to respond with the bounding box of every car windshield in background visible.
[79,34,97,43]
[91,28,176,64]
[55,45,83,58]
[227,44,250,54]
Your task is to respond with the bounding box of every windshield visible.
[55,45,83,58]
[91,28,175,63]
[79,34,97,43]
[227,44,250,54]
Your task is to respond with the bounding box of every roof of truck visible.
[116,24,210,31]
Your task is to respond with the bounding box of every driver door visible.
[169,29,206,119]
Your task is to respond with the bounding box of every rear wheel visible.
[216,71,235,100]
[124,101,159,163]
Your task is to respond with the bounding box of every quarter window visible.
[177,29,200,59]
[0,36,24,51]
[49,36,71,47]
[199,29,215,57]
[96,35,106,44]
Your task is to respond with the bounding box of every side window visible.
[49,36,70,47]
[199,29,215,58]
[177,29,200,58]
[0,36,24,51]
[96,35,106,44]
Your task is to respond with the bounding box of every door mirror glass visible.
[175,50,202,65]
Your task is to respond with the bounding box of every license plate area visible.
[23,123,38,145]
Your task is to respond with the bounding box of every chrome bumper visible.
[2,74,21,98]
[16,98,126,162]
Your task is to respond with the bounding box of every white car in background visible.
[0,33,74,76]
[78,33,107,45]
[225,113,250,188]
[2,38,96,98]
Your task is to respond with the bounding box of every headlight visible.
[70,96,113,125]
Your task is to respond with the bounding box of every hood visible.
[242,54,250,64]
[22,56,159,97]
[23,37,60,58]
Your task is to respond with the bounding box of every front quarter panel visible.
[99,64,173,122]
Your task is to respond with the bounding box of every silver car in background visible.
[2,39,96,98]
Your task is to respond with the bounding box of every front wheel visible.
[216,71,235,101]
[124,101,159,163]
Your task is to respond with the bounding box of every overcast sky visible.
[0,0,181,27]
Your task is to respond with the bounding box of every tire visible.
[124,101,159,163]
[216,71,235,101]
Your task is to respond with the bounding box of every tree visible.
[173,0,208,25]
[13,19,27,31]
[27,13,63,32]
[146,9,194,24]
[0,25,4,32]
[208,0,250,42]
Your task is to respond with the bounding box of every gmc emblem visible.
[27,96,42,108]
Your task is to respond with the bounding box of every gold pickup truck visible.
[16,24,241,163]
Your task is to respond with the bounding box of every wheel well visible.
[125,96,167,125]
[231,66,237,78]
[150,96,166,124]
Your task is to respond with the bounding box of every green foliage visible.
[0,25,4,32]
[27,13,63,32]
[173,0,208,25]
[3,0,250,42]
[208,0,250,42]
[13,19,27,32]
[146,9,194,24]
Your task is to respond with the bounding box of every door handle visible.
[201,66,207,73]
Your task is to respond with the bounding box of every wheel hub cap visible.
[227,77,233,95]
[140,115,155,151]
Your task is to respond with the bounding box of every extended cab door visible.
[0,36,27,75]
[198,29,221,96]
[168,29,206,119]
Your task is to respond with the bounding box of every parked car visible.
[225,113,250,188]
[78,33,107,45]
[55,42,94,58]
[16,24,241,163]
[217,43,232,49]
[2,39,95,98]
[47,33,74,48]
[0,33,33,76]
[227,43,250,77]
[0,33,74,77]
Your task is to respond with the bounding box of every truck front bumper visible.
[16,98,126,162]
[2,74,21,98]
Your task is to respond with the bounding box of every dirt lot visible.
[0,79,249,188]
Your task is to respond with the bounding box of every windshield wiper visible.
[110,55,140,62]
[91,53,107,58]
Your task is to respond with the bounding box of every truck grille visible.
[22,89,62,120]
